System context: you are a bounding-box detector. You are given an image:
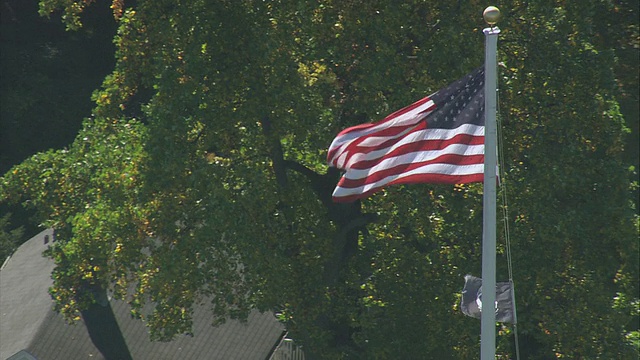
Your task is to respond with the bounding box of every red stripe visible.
[332,173,484,203]
[328,119,422,166]
[353,118,427,139]
[327,96,434,164]
[338,154,485,188]
[348,133,484,170]
[377,96,433,125]
[339,121,427,166]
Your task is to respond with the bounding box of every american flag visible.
[327,67,485,203]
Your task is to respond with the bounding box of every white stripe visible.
[356,122,421,148]
[332,99,434,148]
[336,152,348,170]
[345,124,484,169]
[344,143,485,180]
[358,123,484,148]
[328,99,435,164]
[333,163,485,197]
[331,142,351,168]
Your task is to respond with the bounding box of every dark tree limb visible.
[261,116,288,189]
[262,116,377,356]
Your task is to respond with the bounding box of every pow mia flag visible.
[461,274,516,324]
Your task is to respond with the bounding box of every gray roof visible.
[1,229,285,360]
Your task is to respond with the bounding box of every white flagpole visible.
[481,6,500,360]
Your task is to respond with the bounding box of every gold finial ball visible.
[483,6,501,25]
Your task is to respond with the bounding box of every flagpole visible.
[481,6,500,360]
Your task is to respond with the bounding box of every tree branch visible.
[261,116,288,189]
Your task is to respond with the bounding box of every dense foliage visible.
[0,213,24,264]
[1,0,638,358]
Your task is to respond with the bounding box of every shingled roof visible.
[1,229,286,360]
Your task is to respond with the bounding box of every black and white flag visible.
[461,274,516,324]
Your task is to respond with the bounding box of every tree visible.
[1,1,637,358]
[0,213,24,263]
